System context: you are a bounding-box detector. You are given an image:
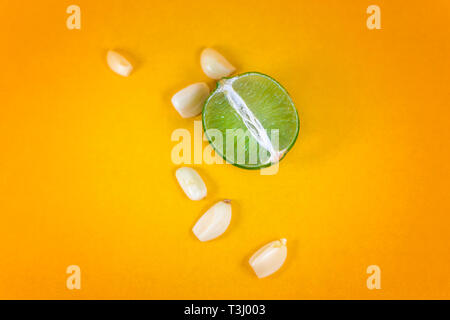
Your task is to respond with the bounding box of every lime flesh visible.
[202,72,299,169]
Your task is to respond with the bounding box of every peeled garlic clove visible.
[106,50,133,77]
[171,83,210,118]
[175,167,207,200]
[249,239,287,278]
[193,200,232,241]
[200,48,236,80]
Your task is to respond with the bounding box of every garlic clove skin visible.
[175,167,207,200]
[171,83,210,118]
[249,239,287,278]
[200,48,236,80]
[193,200,232,241]
[106,50,133,77]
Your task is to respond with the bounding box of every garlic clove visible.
[106,50,133,77]
[175,167,207,200]
[171,83,210,118]
[200,48,236,80]
[249,239,287,278]
[193,200,232,241]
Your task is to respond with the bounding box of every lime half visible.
[202,72,299,169]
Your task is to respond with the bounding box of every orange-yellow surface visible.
[0,0,449,299]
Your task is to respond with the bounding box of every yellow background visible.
[0,0,449,299]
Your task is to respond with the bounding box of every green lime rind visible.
[202,72,300,170]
